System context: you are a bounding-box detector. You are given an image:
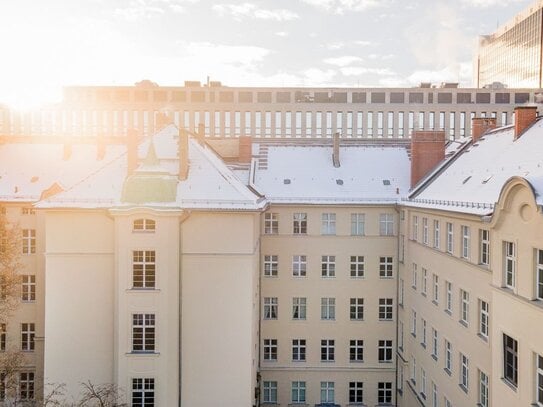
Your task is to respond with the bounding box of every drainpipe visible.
[178,210,191,406]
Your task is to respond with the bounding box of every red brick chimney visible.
[332,132,340,168]
[471,117,496,142]
[514,106,538,140]
[197,123,206,144]
[410,130,445,188]
[239,136,252,164]
[127,129,139,176]
[63,142,72,161]
[179,129,189,180]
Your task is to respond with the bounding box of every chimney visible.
[63,142,72,161]
[197,123,205,144]
[179,129,189,180]
[332,132,340,168]
[127,129,139,176]
[97,133,106,160]
[471,117,496,142]
[239,136,252,164]
[410,130,445,188]
[514,106,537,140]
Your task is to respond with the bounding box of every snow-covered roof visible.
[251,142,410,204]
[408,120,543,214]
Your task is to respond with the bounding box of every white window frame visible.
[411,309,417,336]
[264,212,278,234]
[133,218,155,232]
[461,225,470,259]
[479,299,489,339]
[412,263,418,289]
[504,241,516,289]
[22,229,36,255]
[378,339,393,363]
[321,297,335,320]
[460,289,469,325]
[350,298,364,320]
[21,275,36,302]
[292,339,306,362]
[292,297,306,320]
[380,213,394,236]
[432,274,439,303]
[379,298,393,320]
[132,314,155,352]
[350,255,365,278]
[423,217,429,245]
[21,323,35,352]
[132,378,155,407]
[320,381,335,403]
[445,339,452,373]
[263,297,278,320]
[421,268,428,295]
[293,212,307,234]
[292,255,306,277]
[446,222,453,254]
[349,339,364,362]
[399,278,404,306]
[445,281,453,314]
[432,381,438,407]
[321,339,335,362]
[263,255,278,277]
[321,213,336,235]
[321,255,336,277]
[351,213,365,236]
[263,339,278,361]
[19,372,34,401]
[263,381,277,403]
[412,215,418,240]
[480,229,490,265]
[349,381,364,403]
[503,334,518,387]
[420,367,427,398]
[291,381,306,403]
[537,249,543,300]
[421,318,427,347]
[132,250,156,289]
[478,370,489,407]
[434,220,440,249]
[460,353,469,391]
[432,328,438,359]
[536,354,543,406]
[378,382,392,404]
[380,256,394,278]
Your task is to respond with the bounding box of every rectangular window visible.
[321,213,336,235]
[537,249,543,300]
[292,255,306,277]
[432,382,438,407]
[350,298,364,320]
[263,297,278,320]
[132,314,155,352]
[263,339,278,361]
[350,256,365,278]
[411,357,417,384]
[21,275,36,302]
[461,225,470,259]
[380,213,394,236]
[0,324,5,351]
[378,340,393,362]
[321,339,335,361]
[321,297,335,320]
[263,381,277,403]
[264,212,278,234]
[133,218,155,232]
[351,213,365,235]
[445,339,452,372]
[292,297,307,320]
[537,354,543,405]
[399,321,404,350]
[445,281,452,313]
[423,218,429,244]
[479,370,489,407]
[380,256,394,278]
[479,300,489,339]
[293,213,307,234]
[460,289,469,325]
[412,263,418,289]
[350,339,364,362]
[421,318,427,347]
[432,328,438,359]
[320,381,334,403]
[503,334,518,387]
[420,368,427,398]
[480,229,490,265]
[421,268,428,295]
[504,241,516,288]
[21,323,35,351]
[19,372,34,401]
[292,339,306,361]
[434,220,440,248]
[460,353,469,390]
[132,378,154,407]
[263,255,278,277]
[321,255,336,277]
[22,229,36,254]
[411,309,417,336]
[399,278,404,306]
[412,215,418,240]
[349,381,364,403]
[432,274,439,303]
[132,250,156,289]
[291,381,306,403]
[446,222,453,254]
[379,298,393,320]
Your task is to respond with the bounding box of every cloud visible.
[459,0,524,7]
[114,0,199,20]
[275,31,289,37]
[326,42,346,50]
[300,0,388,14]
[303,68,337,84]
[340,66,395,76]
[367,53,394,60]
[406,62,472,86]
[212,3,299,21]
[324,56,363,67]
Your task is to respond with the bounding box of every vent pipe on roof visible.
[332,132,340,168]
[471,117,496,142]
[514,106,538,140]
[410,130,445,188]
[179,129,189,181]
[127,129,139,177]
[239,136,252,164]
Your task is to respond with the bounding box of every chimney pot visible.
[514,106,537,140]
[239,136,252,164]
[179,129,189,180]
[471,117,496,142]
[410,130,445,188]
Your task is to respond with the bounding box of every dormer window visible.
[133,219,156,232]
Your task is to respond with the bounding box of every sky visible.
[0,0,535,109]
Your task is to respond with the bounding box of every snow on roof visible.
[410,120,543,213]
[251,143,410,204]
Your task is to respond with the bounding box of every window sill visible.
[444,309,452,316]
[444,368,451,376]
[459,320,469,328]
[431,300,438,306]
[459,384,468,394]
[420,343,426,349]
[126,288,161,293]
[501,377,518,392]
[431,354,438,362]
[21,300,36,304]
[349,360,364,363]
[477,333,489,343]
[126,351,160,357]
[421,292,427,297]
[380,276,394,280]
[378,360,393,364]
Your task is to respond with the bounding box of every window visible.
[445,281,452,313]
[420,368,427,398]
[504,241,516,289]
[264,297,278,320]
[421,318,427,347]
[321,297,335,320]
[412,263,418,289]
[263,255,278,277]
[350,256,365,278]
[411,309,417,336]
[378,340,393,362]
[399,278,404,306]
[431,382,438,407]
[423,218,429,244]
[444,339,452,373]
[19,372,34,401]
[379,298,393,320]
[421,268,428,295]
[292,297,306,320]
[321,339,335,361]
[320,382,334,403]
[376,382,392,403]
[460,353,469,391]
[349,382,364,403]
[434,220,440,248]
[412,216,418,240]
[351,213,365,235]
[445,397,452,407]
[292,339,306,361]
[479,300,489,339]
[380,256,394,278]
[350,339,364,362]
[132,314,155,352]
[293,213,307,234]
[503,334,518,387]
[411,357,417,384]
[0,372,4,401]
[133,250,156,289]
[461,225,470,259]
[132,378,155,407]
[380,213,394,235]
[321,255,335,277]
[264,212,278,234]
[432,274,439,304]
[350,298,364,320]
[21,207,35,215]
[480,229,490,265]
[133,218,155,232]
[537,354,543,406]
[478,370,489,407]
[291,381,306,403]
[321,213,336,235]
[292,255,306,277]
[432,328,438,359]
[446,222,453,254]
[263,339,278,361]
[537,249,543,300]
[460,289,469,325]
[0,324,5,351]
[22,229,36,254]
[263,381,277,403]
[21,323,34,351]
[21,275,36,302]
[399,321,404,351]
